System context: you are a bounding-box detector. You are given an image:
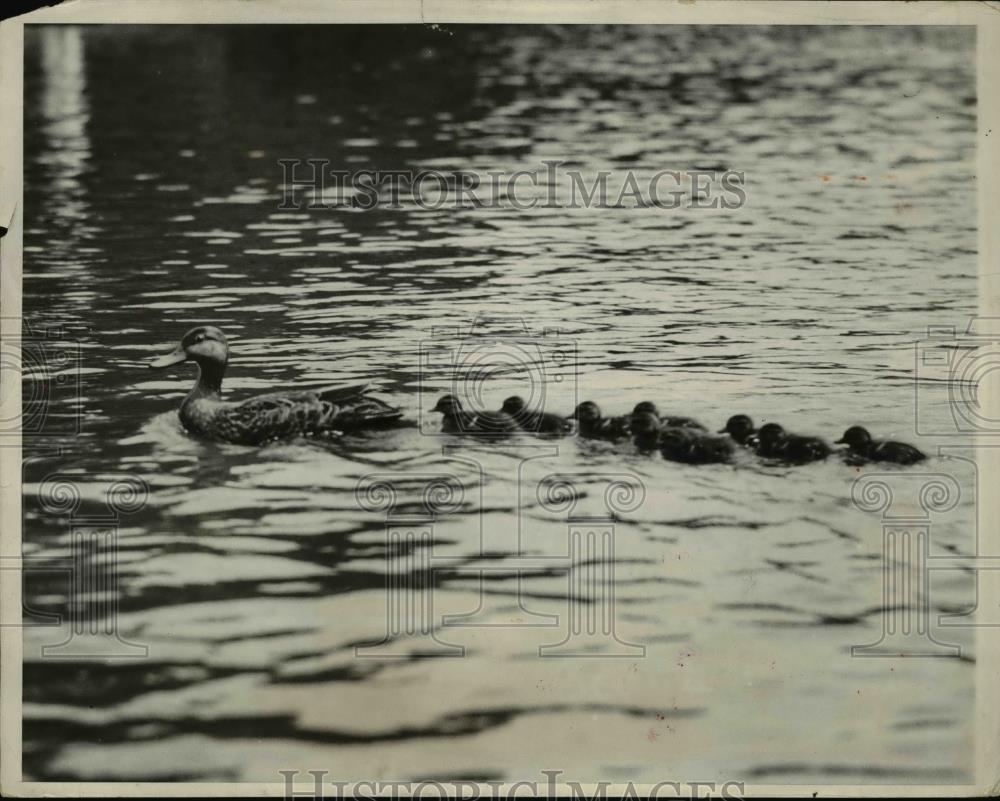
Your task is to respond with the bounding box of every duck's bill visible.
[833,437,847,444]
[716,427,727,434]
[148,348,186,369]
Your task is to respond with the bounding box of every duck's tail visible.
[315,383,374,403]
[322,391,405,431]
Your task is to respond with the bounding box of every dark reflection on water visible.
[23,25,977,783]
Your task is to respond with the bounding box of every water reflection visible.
[39,25,89,207]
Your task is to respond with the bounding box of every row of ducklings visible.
[431,395,926,466]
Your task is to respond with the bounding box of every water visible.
[22,25,978,784]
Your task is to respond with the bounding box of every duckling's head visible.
[573,401,602,423]
[501,396,528,416]
[432,394,463,415]
[631,411,661,438]
[835,425,871,449]
[719,414,755,442]
[632,401,660,418]
[149,326,228,370]
[756,422,786,447]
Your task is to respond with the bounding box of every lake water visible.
[21,24,979,785]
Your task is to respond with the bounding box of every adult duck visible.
[148,326,402,445]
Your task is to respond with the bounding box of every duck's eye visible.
[194,335,204,343]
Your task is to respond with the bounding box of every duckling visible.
[835,426,926,465]
[148,326,403,446]
[501,396,574,435]
[432,395,519,435]
[630,410,663,453]
[431,395,473,434]
[659,426,735,465]
[631,401,705,431]
[572,401,631,441]
[754,422,831,463]
[718,414,756,446]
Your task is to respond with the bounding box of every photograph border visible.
[2,1,999,797]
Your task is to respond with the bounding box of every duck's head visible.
[573,401,602,423]
[756,422,787,447]
[501,395,528,416]
[631,411,661,438]
[149,326,228,370]
[432,394,463,415]
[835,425,871,449]
[632,401,660,418]
[719,414,755,442]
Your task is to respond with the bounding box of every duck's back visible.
[662,415,706,431]
[873,440,926,464]
[784,435,831,463]
[661,428,734,464]
[182,386,401,445]
[688,431,735,464]
[471,410,520,434]
[755,439,784,458]
[507,409,571,435]
[323,393,403,431]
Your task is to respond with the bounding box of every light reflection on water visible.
[23,24,977,783]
